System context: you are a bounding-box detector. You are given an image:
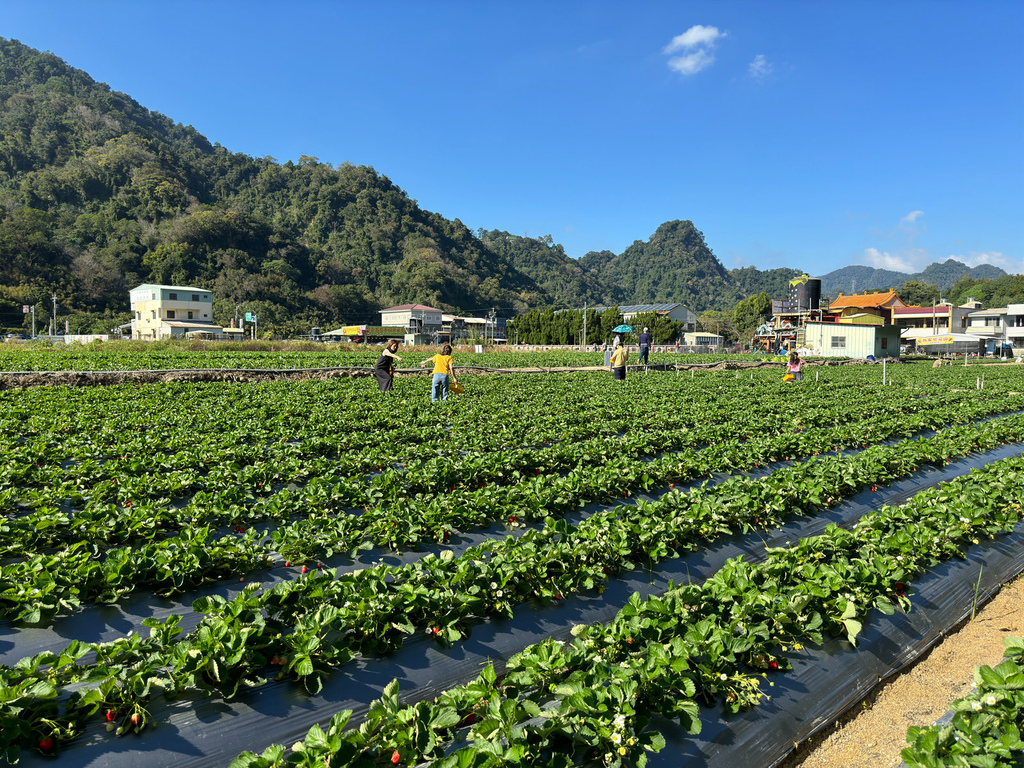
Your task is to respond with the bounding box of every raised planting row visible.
[3,412,1023,761]
[902,636,1024,768]
[227,454,1024,768]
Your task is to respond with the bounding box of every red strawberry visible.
[130,713,140,726]
[768,660,779,670]
[284,561,290,567]
[301,566,308,573]
[105,709,118,722]
[38,737,55,754]
[392,750,401,764]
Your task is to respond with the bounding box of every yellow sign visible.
[341,325,366,336]
[915,335,955,346]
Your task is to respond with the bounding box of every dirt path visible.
[780,571,1024,767]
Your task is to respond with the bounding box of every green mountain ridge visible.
[819,259,1006,298]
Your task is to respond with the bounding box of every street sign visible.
[22,305,30,313]
[245,312,252,322]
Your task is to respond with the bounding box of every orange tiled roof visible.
[828,290,906,309]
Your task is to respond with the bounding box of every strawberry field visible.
[0,342,774,373]
[2,359,1023,767]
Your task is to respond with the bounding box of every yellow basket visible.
[450,382,465,394]
[782,373,794,382]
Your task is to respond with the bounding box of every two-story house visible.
[1005,304,1024,351]
[380,304,445,345]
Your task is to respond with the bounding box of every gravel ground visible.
[779,571,1024,768]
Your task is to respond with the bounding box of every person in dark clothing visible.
[638,327,652,365]
[374,339,403,392]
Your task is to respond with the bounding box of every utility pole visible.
[582,302,587,348]
[51,294,58,337]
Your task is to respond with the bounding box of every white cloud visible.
[862,247,916,273]
[900,210,925,226]
[663,25,724,54]
[663,25,724,76]
[748,54,772,80]
[668,49,716,75]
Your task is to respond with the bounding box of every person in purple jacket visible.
[638,327,652,366]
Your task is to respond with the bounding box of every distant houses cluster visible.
[125,281,1021,357]
[757,274,1021,357]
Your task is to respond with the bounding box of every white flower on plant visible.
[490,582,497,589]
[611,732,622,744]
[496,590,503,598]
[985,695,997,706]
[613,714,627,729]
[719,673,728,681]
[971,701,983,711]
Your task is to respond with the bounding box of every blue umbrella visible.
[612,324,633,333]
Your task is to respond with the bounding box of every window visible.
[881,337,888,349]
[187,311,194,319]
[192,294,200,301]
[166,310,176,319]
[169,293,178,300]
[831,336,846,349]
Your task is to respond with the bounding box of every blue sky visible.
[3,1,1022,278]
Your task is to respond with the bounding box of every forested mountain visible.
[821,259,1005,298]
[576,220,800,311]
[474,230,622,307]
[0,38,547,334]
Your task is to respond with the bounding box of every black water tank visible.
[789,275,822,311]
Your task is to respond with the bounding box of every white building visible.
[681,331,722,348]
[965,308,1007,343]
[380,304,444,345]
[129,284,243,341]
[1006,304,1024,350]
[801,322,900,358]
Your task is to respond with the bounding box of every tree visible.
[697,310,736,343]
[732,292,771,337]
[897,280,940,307]
[599,306,624,341]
